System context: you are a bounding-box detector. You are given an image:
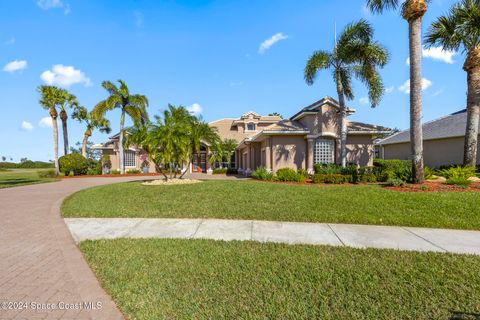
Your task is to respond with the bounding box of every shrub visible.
[297,168,309,178]
[226,168,238,175]
[445,177,472,188]
[359,173,377,183]
[213,168,228,174]
[59,153,88,176]
[314,163,343,174]
[274,168,306,182]
[101,154,112,169]
[126,169,142,174]
[373,159,412,182]
[424,166,434,180]
[252,167,273,181]
[385,178,406,187]
[110,170,121,175]
[437,166,475,179]
[37,169,57,178]
[312,174,350,184]
[87,168,100,175]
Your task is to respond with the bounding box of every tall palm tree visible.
[37,85,62,174]
[93,80,149,174]
[425,0,480,167]
[304,19,389,167]
[367,0,430,183]
[72,106,111,158]
[221,139,238,167]
[57,88,78,156]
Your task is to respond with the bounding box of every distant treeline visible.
[0,161,54,169]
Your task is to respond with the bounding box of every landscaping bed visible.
[80,238,480,320]
[385,180,480,193]
[62,180,480,230]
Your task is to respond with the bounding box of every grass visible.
[80,238,480,320]
[62,180,480,230]
[0,168,57,188]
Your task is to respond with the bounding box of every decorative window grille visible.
[124,150,136,167]
[314,139,334,164]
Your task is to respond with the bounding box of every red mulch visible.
[61,173,162,179]
[384,181,480,193]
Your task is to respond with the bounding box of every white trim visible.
[306,132,338,139]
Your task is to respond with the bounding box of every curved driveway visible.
[0,177,155,320]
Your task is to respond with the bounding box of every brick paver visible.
[0,176,158,320]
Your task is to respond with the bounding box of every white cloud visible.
[134,10,144,27]
[422,47,455,64]
[187,103,202,115]
[21,121,33,131]
[229,81,243,87]
[39,117,53,128]
[406,47,456,66]
[3,60,27,73]
[4,37,15,45]
[432,89,443,97]
[385,86,394,93]
[398,78,432,94]
[37,0,70,14]
[40,64,91,88]
[258,33,288,54]
[359,97,369,105]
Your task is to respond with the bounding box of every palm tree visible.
[92,80,149,174]
[72,106,111,158]
[37,85,62,174]
[367,0,429,183]
[425,0,480,167]
[57,89,78,156]
[304,19,389,167]
[221,139,238,168]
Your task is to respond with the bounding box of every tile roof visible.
[347,121,390,133]
[262,120,308,132]
[377,109,470,145]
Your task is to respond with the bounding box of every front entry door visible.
[192,153,207,173]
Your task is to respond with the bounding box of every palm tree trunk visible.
[82,128,92,158]
[50,108,59,175]
[408,17,425,184]
[463,49,480,167]
[60,109,69,156]
[335,70,348,167]
[179,158,192,179]
[119,111,125,174]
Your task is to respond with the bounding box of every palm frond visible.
[353,65,385,108]
[304,50,332,85]
[101,81,119,96]
[366,0,400,14]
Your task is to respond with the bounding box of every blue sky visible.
[0,0,466,161]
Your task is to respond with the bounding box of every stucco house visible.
[96,97,390,174]
[376,109,480,168]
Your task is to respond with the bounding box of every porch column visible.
[307,138,314,174]
[265,138,271,172]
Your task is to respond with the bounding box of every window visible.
[124,150,136,167]
[314,138,334,164]
[247,123,255,131]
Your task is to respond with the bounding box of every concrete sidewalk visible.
[65,218,480,255]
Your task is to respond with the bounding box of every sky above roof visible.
[0,0,466,161]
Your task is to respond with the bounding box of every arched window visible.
[314,138,334,164]
[247,122,255,131]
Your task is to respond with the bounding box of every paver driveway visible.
[0,176,157,320]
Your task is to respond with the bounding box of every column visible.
[265,138,271,172]
[307,138,314,174]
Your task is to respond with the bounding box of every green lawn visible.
[80,238,480,320]
[62,180,480,230]
[0,169,57,188]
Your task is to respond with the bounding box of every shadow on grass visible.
[450,310,480,319]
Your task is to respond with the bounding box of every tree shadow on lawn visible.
[449,310,480,320]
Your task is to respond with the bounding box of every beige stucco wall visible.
[321,104,340,135]
[382,136,480,168]
[346,135,375,167]
[271,136,306,172]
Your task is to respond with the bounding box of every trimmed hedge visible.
[0,161,54,169]
[274,168,306,182]
[213,168,228,174]
[59,153,88,176]
[312,174,350,184]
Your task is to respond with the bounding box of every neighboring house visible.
[96,96,390,174]
[376,109,480,168]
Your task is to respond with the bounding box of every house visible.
[96,96,390,174]
[376,109,480,168]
